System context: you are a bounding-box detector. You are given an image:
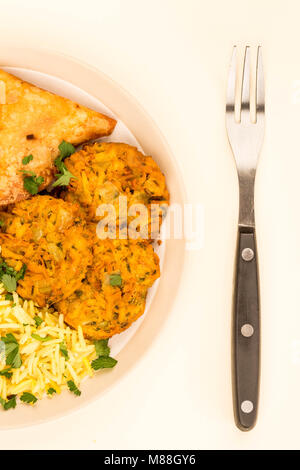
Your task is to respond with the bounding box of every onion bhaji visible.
[56,232,160,339]
[0,196,91,306]
[0,195,81,241]
[62,142,169,239]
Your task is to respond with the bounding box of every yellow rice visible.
[0,283,97,404]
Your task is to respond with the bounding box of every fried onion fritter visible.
[62,142,169,239]
[0,195,82,242]
[56,233,160,339]
[0,226,91,307]
[0,196,91,306]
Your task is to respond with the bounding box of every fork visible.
[226,46,265,431]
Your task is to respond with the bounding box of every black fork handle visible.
[232,227,260,431]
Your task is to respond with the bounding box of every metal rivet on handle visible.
[241,248,254,261]
[241,323,254,337]
[241,400,254,414]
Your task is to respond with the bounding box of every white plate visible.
[0,47,186,428]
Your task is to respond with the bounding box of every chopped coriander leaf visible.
[1,274,16,293]
[22,154,33,165]
[5,395,16,410]
[31,333,52,342]
[54,156,64,173]
[5,293,13,301]
[109,273,122,287]
[15,264,27,282]
[0,261,26,293]
[5,342,21,368]
[0,369,12,379]
[1,333,22,369]
[2,333,18,344]
[52,167,76,188]
[58,140,76,160]
[47,388,56,396]
[0,395,17,410]
[34,316,43,328]
[20,392,37,405]
[94,339,110,357]
[20,169,35,176]
[51,141,77,188]
[59,341,69,360]
[23,173,44,195]
[91,356,117,371]
[0,220,4,227]
[67,380,81,396]
[0,259,16,276]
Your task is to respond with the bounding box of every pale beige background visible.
[0,0,299,450]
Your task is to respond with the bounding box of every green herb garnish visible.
[91,356,117,371]
[21,170,44,195]
[92,339,117,370]
[0,369,12,379]
[67,380,81,396]
[0,395,17,410]
[52,141,76,188]
[0,260,26,293]
[5,293,13,301]
[0,260,20,277]
[1,275,16,293]
[58,141,76,160]
[59,341,69,360]
[34,316,43,328]
[1,333,22,369]
[22,154,33,165]
[109,273,122,287]
[52,167,76,188]
[31,333,52,342]
[20,392,37,405]
[94,339,110,357]
[15,264,27,282]
[47,387,56,396]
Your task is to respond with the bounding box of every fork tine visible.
[256,46,265,117]
[226,46,237,114]
[241,46,251,120]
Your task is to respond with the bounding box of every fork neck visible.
[238,172,255,230]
